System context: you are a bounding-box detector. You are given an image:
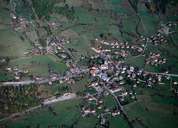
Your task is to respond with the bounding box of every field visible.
[125,85,178,128]
[6,99,81,128]
[9,55,67,76]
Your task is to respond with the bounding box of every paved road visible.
[145,71,178,77]
[103,83,134,128]
[2,80,35,86]
[42,93,77,105]
[0,93,77,122]
[0,69,89,87]
[103,85,124,111]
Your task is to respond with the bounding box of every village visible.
[0,0,178,128]
[1,17,178,127]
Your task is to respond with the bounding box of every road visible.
[103,85,124,111]
[0,93,77,122]
[2,80,35,86]
[145,71,178,77]
[103,84,134,128]
[0,69,89,87]
[2,67,178,87]
[42,93,76,105]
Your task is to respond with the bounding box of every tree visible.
[144,0,178,14]
[128,0,139,13]
[153,0,168,14]
[31,0,55,20]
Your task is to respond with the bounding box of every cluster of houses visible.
[140,32,167,45]
[6,67,29,80]
[28,47,45,56]
[90,38,169,87]
[173,82,178,96]
[76,34,178,122]
[23,36,71,58]
[81,91,120,118]
[10,13,71,58]
[48,22,62,30]
[10,13,46,56]
[81,93,99,117]
[47,36,70,54]
[5,14,178,123]
[146,53,166,66]
[0,57,9,66]
[91,38,144,58]
[158,22,177,36]
[140,22,177,46]
[11,13,30,32]
[82,37,175,118]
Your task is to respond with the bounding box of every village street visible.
[0,69,89,86]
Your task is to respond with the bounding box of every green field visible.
[125,86,178,128]
[9,55,67,76]
[5,99,81,128]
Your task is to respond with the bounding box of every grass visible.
[0,7,32,58]
[9,55,67,76]
[109,116,130,128]
[75,116,97,128]
[0,29,32,58]
[125,55,145,68]
[71,76,90,93]
[5,99,81,128]
[125,86,178,128]
[0,71,13,81]
[0,7,34,83]
[4,98,103,128]
[103,95,116,109]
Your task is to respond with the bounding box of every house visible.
[111,110,120,117]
